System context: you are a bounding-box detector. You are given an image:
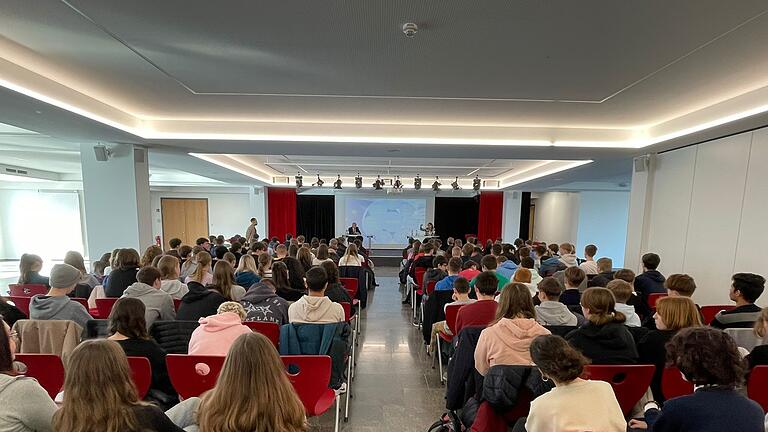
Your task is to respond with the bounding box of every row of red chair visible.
[646,293,736,324]
[10,293,184,321]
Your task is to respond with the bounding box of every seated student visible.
[634,252,666,307]
[105,248,141,297]
[0,318,57,431]
[521,335,625,432]
[469,255,511,292]
[512,267,536,296]
[539,243,578,277]
[587,257,614,287]
[339,243,366,267]
[273,244,289,262]
[18,253,50,287]
[435,257,462,291]
[566,287,638,364]
[637,296,701,402]
[64,250,99,290]
[319,261,354,306]
[578,244,599,275]
[271,261,305,302]
[747,308,768,369]
[496,252,519,280]
[53,340,183,432]
[240,279,290,325]
[474,283,550,375]
[188,302,251,356]
[428,277,475,353]
[257,252,273,279]
[559,267,586,306]
[209,261,246,301]
[519,256,542,288]
[176,276,227,322]
[535,277,579,327]
[458,259,481,281]
[312,244,334,266]
[605,279,641,327]
[184,251,213,286]
[157,255,188,300]
[234,254,261,288]
[630,327,764,432]
[29,263,93,329]
[166,333,307,431]
[455,271,499,334]
[287,267,345,324]
[122,266,176,329]
[423,255,448,288]
[711,272,765,329]
[107,298,178,409]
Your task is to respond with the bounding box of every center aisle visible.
[312,267,446,431]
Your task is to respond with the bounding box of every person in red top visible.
[455,271,499,334]
[459,260,481,281]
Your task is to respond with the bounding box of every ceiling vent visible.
[272,176,290,185]
[482,180,500,188]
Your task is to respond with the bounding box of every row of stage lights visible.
[295,173,483,192]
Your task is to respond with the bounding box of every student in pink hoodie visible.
[188,302,251,355]
[474,282,551,375]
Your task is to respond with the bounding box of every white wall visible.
[626,127,768,306]
[576,191,630,267]
[150,187,266,242]
[532,192,581,244]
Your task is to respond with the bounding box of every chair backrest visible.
[173,298,182,311]
[748,365,768,411]
[14,353,65,399]
[648,293,667,310]
[165,354,226,399]
[127,356,152,399]
[426,280,437,295]
[661,367,693,400]
[243,321,280,348]
[415,268,427,288]
[9,284,48,297]
[700,305,737,325]
[544,325,578,338]
[444,303,464,335]
[339,277,358,299]
[96,298,119,319]
[582,364,655,415]
[71,297,89,309]
[725,328,762,351]
[9,296,31,317]
[85,319,111,339]
[339,302,352,322]
[281,355,332,416]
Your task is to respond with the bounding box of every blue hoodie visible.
[496,260,519,280]
[235,271,261,288]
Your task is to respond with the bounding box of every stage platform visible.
[368,248,405,267]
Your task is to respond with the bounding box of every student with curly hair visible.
[629,327,763,431]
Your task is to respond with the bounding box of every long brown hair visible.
[140,245,163,268]
[17,253,43,284]
[297,247,313,272]
[581,287,626,325]
[1,320,14,374]
[197,333,307,432]
[109,298,149,340]
[53,340,146,432]
[271,262,290,290]
[257,253,272,277]
[191,251,212,283]
[211,260,236,300]
[493,283,536,324]
[116,248,141,270]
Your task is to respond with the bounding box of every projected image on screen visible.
[345,199,426,245]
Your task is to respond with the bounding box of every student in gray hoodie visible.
[534,277,582,327]
[121,266,176,329]
[29,263,93,330]
[240,280,290,325]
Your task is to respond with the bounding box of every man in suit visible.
[347,222,362,235]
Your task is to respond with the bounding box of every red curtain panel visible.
[267,187,297,239]
[477,191,503,242]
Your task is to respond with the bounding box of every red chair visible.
[14,353,65,398]
[165,354,226,399]
[173,298,182,311]
[9,296,31,317]
[127,356,152,399]
[582,365,655,415]
[340,277,358,299]
[9,284,48,297]
[700,305,737,325]
[648,293,667,310]
[71,297,89,310]
[748,365,768,411]
[243,321,280,348]
[281,355,340,432]
[436,303,465,384]
[412,268,427,322]
[96,298,119,319]
[661,367,693,400]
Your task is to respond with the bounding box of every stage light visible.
[314,175,324,187]
[414,174,422,190]
[355,173,363,189]
[432,176,441,191]
[393,176,403,190]
[473,175,481,191]
[295,173,303,188]
[372,175,383,190]
[451,177,460,190]
[333,175,342,189]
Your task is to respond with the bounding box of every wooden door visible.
[161,198,209,248]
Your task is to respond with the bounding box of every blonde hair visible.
[217,301,246,320]
[513,268,532,284]
[237,254,259,274]
[581,287,626,325]
[191,251,212,283]
[655,297,702,331]
[53,340,146,432]
[197,333,307,432]
[755,308,768,338]
[257,253,273,277]
[157,255,180,280]
[606,279,633,303]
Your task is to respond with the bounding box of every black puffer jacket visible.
[446,326,484,410]
[566,322,639,365]
[149,320,200,354]
[482,365,554,412]
[176,281,227,322]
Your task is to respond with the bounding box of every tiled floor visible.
[311,267,446,431]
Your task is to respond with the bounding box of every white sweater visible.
[525,379,625,432]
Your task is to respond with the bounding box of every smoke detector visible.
[402,23,418,38]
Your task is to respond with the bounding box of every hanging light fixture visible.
[414,174,422,190]
[333,175,342,189]
[372,175,383,190]
[295,173,303,188]
[393,176,403,190]
[473,175,481,192]
[432,176,441,191]
[355,173,363,189]
[314,175,324,187]
[451,176,461,190]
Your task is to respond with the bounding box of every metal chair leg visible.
[437,336,444,384]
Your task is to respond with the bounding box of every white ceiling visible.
[0,1,767,190]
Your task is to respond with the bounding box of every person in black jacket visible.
[271,261,305,301]
[587,257,615,288]
[107,298,178,409]
[0,297,26,326]
[105,248,140,298]
[176,281,227,321]
[634,253,666,307]
[566,287,638,364]
[320,261,353,306]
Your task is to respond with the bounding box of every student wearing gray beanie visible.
[29,263,93,329]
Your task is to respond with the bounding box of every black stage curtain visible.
[434,197,479,246]
[296,195,335,241]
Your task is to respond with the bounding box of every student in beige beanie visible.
[29,263,93,329]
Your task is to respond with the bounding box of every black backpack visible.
[426,411,464,432]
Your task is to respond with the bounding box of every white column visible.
[502,191,523,241]
[80,143,152,258]
[623,155,655,272]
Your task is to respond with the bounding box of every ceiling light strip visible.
[500,160,593,188]
[189,153,273,184]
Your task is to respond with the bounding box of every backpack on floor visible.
[426,410,464,432]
